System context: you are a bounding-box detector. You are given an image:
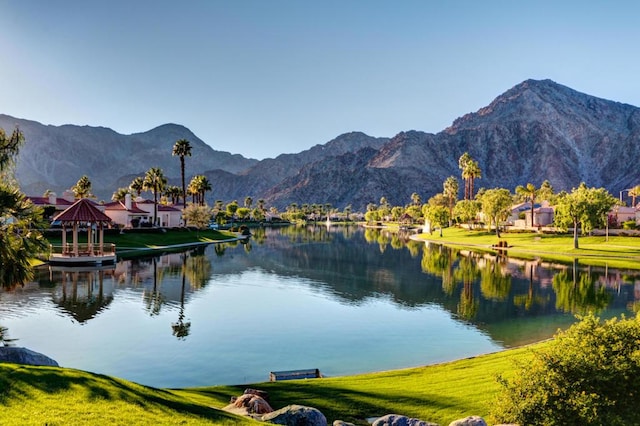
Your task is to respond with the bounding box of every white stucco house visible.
[103,195,182,228]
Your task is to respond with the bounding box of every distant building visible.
[103,194,182,228]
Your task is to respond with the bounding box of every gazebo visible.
[49,198,116,265]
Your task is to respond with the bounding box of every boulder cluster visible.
[224,389,517,426]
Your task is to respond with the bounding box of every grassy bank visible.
[0,343,543,425]
[415,227,640,270]
[44,228,239,255]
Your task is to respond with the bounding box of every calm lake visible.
[1,225,638,388]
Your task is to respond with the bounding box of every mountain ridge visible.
[3,79,640,211]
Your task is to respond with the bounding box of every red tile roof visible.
[103,200,148,213]
[53,198,112,223]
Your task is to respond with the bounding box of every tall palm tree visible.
[244,196,253,209]
[458,152,472,200]
[465,160,482,200]
[516,183,538,227]
[172,139,192,208]
[143,167,167,226]
[443,176,459,226]
[129,176,144,197]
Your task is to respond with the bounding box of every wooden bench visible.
[269,368,322,381]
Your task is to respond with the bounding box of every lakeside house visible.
[29,192,183,229]
[103,194,182,228]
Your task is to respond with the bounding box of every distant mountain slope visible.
[3,79,640,211]
[0,115,258,198]
[260,79,640,210]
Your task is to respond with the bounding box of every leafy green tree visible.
[0,127,47,288]
[225,200,239,225]
[553,183,618,249]
[491,313,640,426]
[424,204,449,237]
[236,207,250,221]
[390,206,404,222]
[515,182,538,227]
[143,167,167,226]
[71,175,94,199]
[478,187,513,237]
[172,138,192,208]
[453,199,480,229]
[181,203,211,229]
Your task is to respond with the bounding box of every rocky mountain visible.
[0,115,258,198]
[259,79,640,209]
[3,79,640,211]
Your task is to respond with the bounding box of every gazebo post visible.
[61,225,67,255]
[99,222,105,255]
[72,222,79,256]
[87,223,93,255]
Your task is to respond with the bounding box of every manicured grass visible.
[416,227,640,270]
[45,228,238,252]
[0,364,260,425]
[0,343,543,425]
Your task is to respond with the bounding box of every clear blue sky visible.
[1,1,639,159]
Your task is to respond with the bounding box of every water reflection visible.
[2,225,640,386]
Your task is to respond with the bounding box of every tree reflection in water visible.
[553,259,610,314]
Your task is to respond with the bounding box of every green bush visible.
[622,220,637,230]
[491,313,640,426]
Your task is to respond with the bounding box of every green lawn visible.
[416,227,640,270]
[45,228,239,254]
[0,343,543,425]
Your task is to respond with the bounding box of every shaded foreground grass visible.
[0,343,543,425]
[416,227,640,270]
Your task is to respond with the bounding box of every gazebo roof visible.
[53,198,112,223]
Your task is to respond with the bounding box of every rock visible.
[448,417,487,426]
[244,388,269,401]
[0,347,59,367]
[333,421,355,426]
[262,404,327,426]
[372,414,438,426]
[232,393,273,414]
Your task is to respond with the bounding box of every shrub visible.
[622,220,637,230]
[491,313,640,426]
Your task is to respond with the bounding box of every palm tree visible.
[187,175,212,206]
[516,183,538,227]
[0,126,47,288]
[465,160,482,200]
[143,167,167,226]
[112,187,130,202]
[71,175,93,199]
[164,185,182,205]
[629,184,640,207]
[410,192,421,206]
[129,176,144,197]
[172,139,192,208]
[244,196,253,209]
[443,176,459,225]
[458,152,472,200]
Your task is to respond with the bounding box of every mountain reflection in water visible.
[1,225,638,387]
